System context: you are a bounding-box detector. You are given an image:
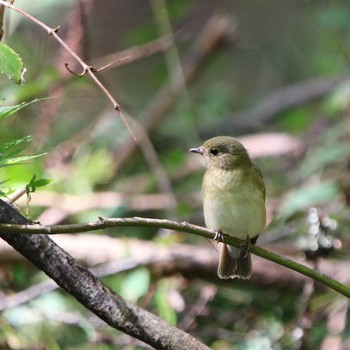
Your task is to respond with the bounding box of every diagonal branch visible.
[0,199,209,350]
[0,214,350,299]
[0,0,136,138]
[210,75,348,135]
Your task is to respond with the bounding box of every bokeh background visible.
[1,1,350,349]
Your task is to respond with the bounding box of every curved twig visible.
[0,0,136,138]
[64,63,89,77]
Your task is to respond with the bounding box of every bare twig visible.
[94,55,130,72]
[0,0,136,138]
[91,34,179,71]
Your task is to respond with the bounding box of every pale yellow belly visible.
[203,186,265,239]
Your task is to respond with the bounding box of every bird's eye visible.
[210,148,219,156]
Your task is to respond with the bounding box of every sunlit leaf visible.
[0,43,25,84]
[0,136,33,152]
[119,268,150,303]
[0,153,47,168]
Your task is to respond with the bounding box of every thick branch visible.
[0,200,209,350]
[1,216,350,299]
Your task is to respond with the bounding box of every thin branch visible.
[94,55,130,72]
[151,0,189,94]
[129,118,177,216]
[0,217,350,299]
[0,0,136,139]
[91,34,178,71]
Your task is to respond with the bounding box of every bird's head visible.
[189,136,252,170]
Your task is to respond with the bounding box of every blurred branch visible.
[111,13,237,176]
[0,255,158,311]
[1,215,350,299]
[295,266,317,348]
[210,75,348,135]
[321,298,348,350]
[0,0,5,41]
[130,118,177,216]
[0,0,136,138]
[0,199,209,350]
[14,190,175,224]
[151,0,188,92]
[178,285,217,331]
[91,34,185,71]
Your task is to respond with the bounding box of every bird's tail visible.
[217,243,252,279]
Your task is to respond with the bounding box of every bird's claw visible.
[240,235,251,258]
[214,230,224,247]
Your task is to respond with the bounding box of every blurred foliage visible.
[0,99,48,197]
[1,0,350,349]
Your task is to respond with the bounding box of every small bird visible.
[190,136,266,279]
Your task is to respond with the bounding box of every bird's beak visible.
[189,147,204,155]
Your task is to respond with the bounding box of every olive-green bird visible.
[190,136,266,279]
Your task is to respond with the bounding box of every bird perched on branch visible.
[190,136,266,279]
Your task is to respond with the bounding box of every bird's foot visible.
[214,230,224,247]
[240,235,251,258]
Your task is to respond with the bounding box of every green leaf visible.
[154,281,177,325]
[34,178,52,187]
[119,268,150,303]
[0,98,49,122]
[0,43,25,84]
[29,174,37,185]
[0,153,47,168]
[279,181,339,219]
[0,187,15,197]
[0,135,33,152]
[25,176,52,196]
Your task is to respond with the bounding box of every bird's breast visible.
[202,168,265,239]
